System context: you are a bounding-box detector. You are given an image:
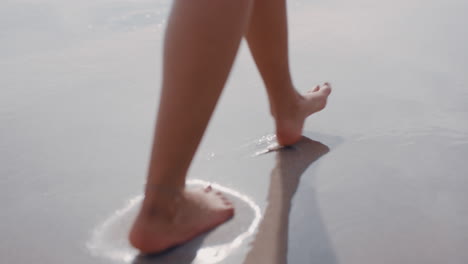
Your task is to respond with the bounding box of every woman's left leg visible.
[129,0,253,254]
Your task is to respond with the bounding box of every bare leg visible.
[129,0,253,253]
[245,0,331,146]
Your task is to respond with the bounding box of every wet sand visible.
[1,0,468,263]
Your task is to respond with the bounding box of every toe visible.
[215,193,233,207]
[224,201,235,211]
[321,83,332,95]
[308,85,319,93]
[204,185,213,192]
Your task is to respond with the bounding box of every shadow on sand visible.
[243,136,338,264]
[132,233,206,264]
[132,136,338,264]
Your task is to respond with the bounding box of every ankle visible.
[270,90,301,119]
[141,185,184,219]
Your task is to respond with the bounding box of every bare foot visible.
[274,83,332,146]
[129,186,234,254]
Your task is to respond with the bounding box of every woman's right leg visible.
[245,0,332,146]
[129,0,253,254]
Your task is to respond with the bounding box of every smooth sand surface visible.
[1,0,468,263]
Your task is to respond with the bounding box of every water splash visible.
[86,179,261,264]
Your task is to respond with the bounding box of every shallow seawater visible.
[1,0,468,263]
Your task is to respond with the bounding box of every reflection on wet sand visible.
[244,137,336,264]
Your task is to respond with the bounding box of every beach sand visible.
[1,0,468,263]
